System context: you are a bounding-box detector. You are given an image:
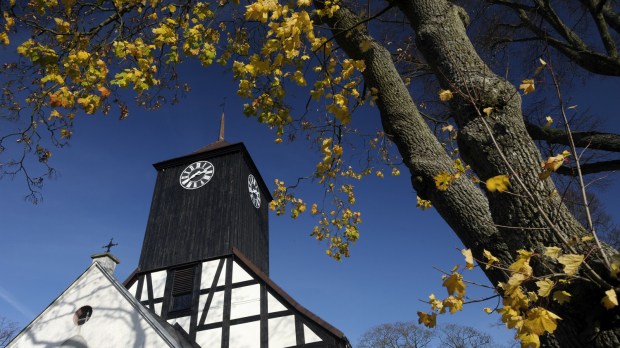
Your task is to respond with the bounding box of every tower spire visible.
[218,112,225,141]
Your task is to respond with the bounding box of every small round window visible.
[73,306,93,326]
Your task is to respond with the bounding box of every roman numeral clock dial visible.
[248,174,260,208]
[179,161,214,190]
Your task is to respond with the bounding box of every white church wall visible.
[167,316,191,334]
[200,291,225,324]
[267,292,287,313]
[304,324,322,344]
[230,284,260,320]
[8,266,175,348]
[229,320,260,348]
[196,327,222,347]
[268,315,296,348]
[232,261,253,283]
[200,260,225,289]
[151,270,167,298]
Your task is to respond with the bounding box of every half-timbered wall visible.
[127,256,334,348]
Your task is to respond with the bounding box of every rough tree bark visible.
[315,0,619,346]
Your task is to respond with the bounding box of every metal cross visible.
[102,238,118,253]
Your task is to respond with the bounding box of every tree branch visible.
[526,122,620,152]
[557,159,620,175]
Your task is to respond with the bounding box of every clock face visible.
[179,161,215,190]
[248,174,260,208]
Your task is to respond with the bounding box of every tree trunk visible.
[316,0,620,346]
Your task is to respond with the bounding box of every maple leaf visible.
[509,250,533,277]
[443,296,463,313]
[544,116,553,127]
[441,124,454,132]
[442,273,466,297]
[602,289,618,309]
[519,333,540,348]
[483,307,493,314]
[359,39,372,53]
[98,86,111,97]
[486,175,510,192]
[552,290,571,304]
[557,254,584,276]
[536,279,554,297]
[544,246,562,259]
[523,307,561,336]
[483,249,499,269]
[462,248,474,270]
[520,79,535,94]
[417,311,436,328]
[438,89,453,101]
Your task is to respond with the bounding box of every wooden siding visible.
[139,144,270,275]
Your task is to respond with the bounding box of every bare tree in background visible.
[0,317,17,348]
[357,321,434,348]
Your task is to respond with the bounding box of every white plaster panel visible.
[229,320,260,348]
[8,266,173,348]
[199,291,225,324]
[168,316,191,334]
[267,292,287,313]
[127,281,138,297]
[140,278,149,300]
[268,315,296,348]
[150,270,167,299]
[232,261,253,283]
[304,324,322,344]
[230,284,260,320]
[196,328,222,348]
[200,259,223,289]
[154,303,162,316]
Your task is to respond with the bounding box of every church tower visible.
[138,137,272,274]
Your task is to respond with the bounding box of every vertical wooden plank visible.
[146,273,155,311]
[160,269,174,320]
[295,315,305,345]
[221,257,233,348]
[260,283,268,348]
[189,263,201,340]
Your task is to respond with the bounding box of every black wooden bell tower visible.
[137,140,272,275]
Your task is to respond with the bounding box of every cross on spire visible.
[102,238,118,253]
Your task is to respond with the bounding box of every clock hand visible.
[190,170,205,180]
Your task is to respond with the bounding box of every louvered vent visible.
[170,267,194,312]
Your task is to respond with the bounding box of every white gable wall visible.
[8,265,176,348]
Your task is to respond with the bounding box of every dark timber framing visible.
[124,250,350,348]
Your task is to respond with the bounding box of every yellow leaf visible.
[509,250,533,277]
[417,311,436,328]
[581,236,594,242]
[434,172,454,191]
[441,124,454,132]
[274,138,282,144]
[544,116,553,127]
[552,290,571,304]
[483,107,493,117]
[519,332,540,348]
[442,273,466,297]
[542,153,566,172]
[461,248,474,270]
[602,289,618,309]
[486,175,510,192]
[483,307,493,314]
[439,89,453,101]
[557,254,584,276]
[483,249,499,269]
[544,246,562,259]
[98,86,111,97]
[523,307,561,335]
[536,279,554,297]
[359,39,372,53]
[443,296,463,313]
[520,79,535,94]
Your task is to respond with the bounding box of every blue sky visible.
[1,56,619,347]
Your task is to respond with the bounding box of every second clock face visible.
[179,161,215,190]
[248,174,260,208]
